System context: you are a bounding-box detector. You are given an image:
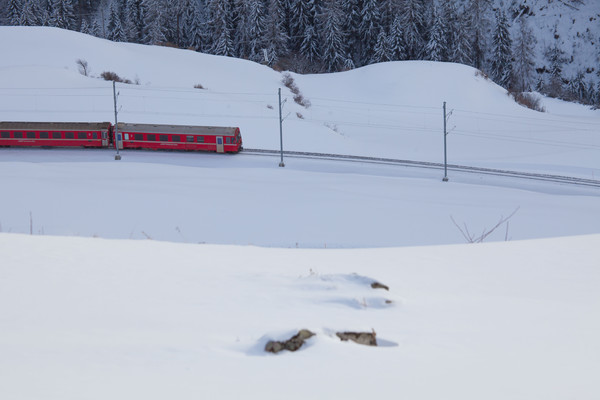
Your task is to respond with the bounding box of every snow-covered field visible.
[1,27,599,399]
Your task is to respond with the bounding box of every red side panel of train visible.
[0,122,111,148]
[116,123,242,153]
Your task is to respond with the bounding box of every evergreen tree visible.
[247,0,268,61]
[180,0,198,47]
[51,0,77,30]
[91,17,103,38]
[371,26,391,63]
[8,0,23,25]
[20,0,38,26]
[544,37,567,98]
[466,0,491,69]
[107,1,126,41]
[340,0,361,65]
[289,0,312,51]
[190,0,210,51]
[490,8,512,88]
[146,0,168,44]
[263,0,290,65]
[424,4,445,61]
[387,14,406,61]
[512,16,536,92]
[208,0,235,56]
[127,0,148,44]
[400,0,425,60]
[319,0,348,71]
[567,71,587,103]
[358,0,381,64]
[80,17,90,34]
[300,23,320,64]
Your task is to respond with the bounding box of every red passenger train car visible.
[0,121,242,153]
[0,122,111,148]
[116,123,242,153]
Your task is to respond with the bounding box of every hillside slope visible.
[1,26,598,174]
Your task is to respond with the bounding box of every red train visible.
[0,121,243,153]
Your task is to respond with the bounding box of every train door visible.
[216,136,224,153]
[102,131,108,147]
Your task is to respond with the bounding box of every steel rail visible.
[241,148,600,188]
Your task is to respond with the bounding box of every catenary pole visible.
[443,101,448,182]
[278,88,285,167]
[113,81,121,160]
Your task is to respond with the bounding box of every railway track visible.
[242,148,600,189]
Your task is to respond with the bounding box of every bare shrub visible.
[451,207,520,243]
[76,59,89,76]
[194,83,206,89]
[510,91,546,112]
[282,72,311,108]
[293,93,311,108]
[100,71,132,84]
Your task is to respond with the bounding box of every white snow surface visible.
[0,27,599,399]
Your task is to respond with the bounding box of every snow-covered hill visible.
[1,26,599,400]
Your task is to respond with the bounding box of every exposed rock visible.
[336,331,377,346]
[265,329,315,354]
[371,281,389,291]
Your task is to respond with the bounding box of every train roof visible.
[117,123,240,136]
[0,121,112,130]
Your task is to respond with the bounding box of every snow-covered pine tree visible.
[387,14,406,61]
[180,0,198,48]
[489,8,512,88]
[50,0,76,30]
[567,71,587,103]
[371,26,391,63]
[90,17,103,38]
[107,1,126,41]
[20,0,38,26]
[246,0,268,62]
[544,37,567,98]
[80,17,90,33]
[300,23,320,66]
[400,0,425,60]
[465,0,491,69]
[319,0,348,72]
[190,0,210,51]
[208,0,235,56]
[512,16,536,92]
[289,0,312,52]
[127,0,147,44]
[8,0,23,25]
[424,4,445,62]
[340,0,361,66]
[358,0,381,64]
[263,0,290,66]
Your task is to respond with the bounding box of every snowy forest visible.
[2,0,599,106]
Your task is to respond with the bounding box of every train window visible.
[14,132,23,138]
[52,132,62,139]
[92,132,98,139]
[197,136,204,143]
[172,135,181,142]
[160,134,168,141]
[27,132,35,139]
[134,134,143,141]
[39,132,49,139]
[65,132,74,139]
[0,132,9,138]
[186,135,194,142]
[78,132,87,139]
[147,134,156,141]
